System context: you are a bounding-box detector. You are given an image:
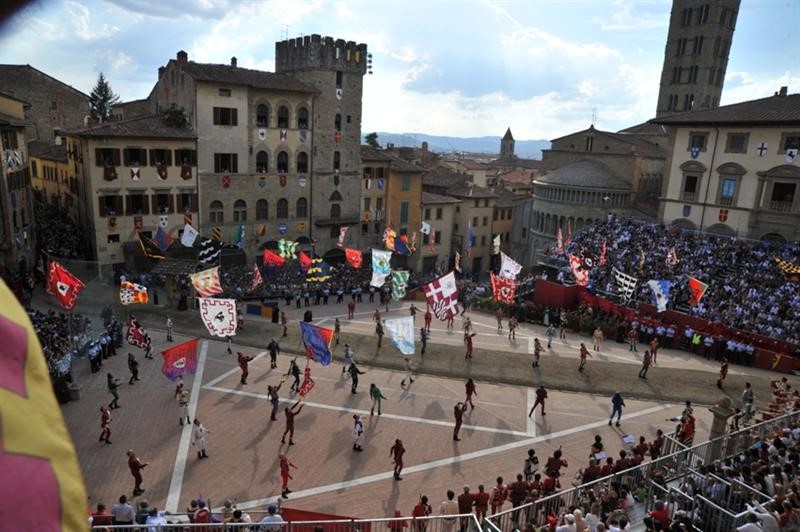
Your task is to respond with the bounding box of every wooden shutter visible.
[98,197,106,217]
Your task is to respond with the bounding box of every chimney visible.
[158,66,165,78]
[231,56,237,67]
[779,86,788,97]
[176,50,188,64]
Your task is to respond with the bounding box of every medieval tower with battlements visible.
[275,35,368,252]
[655,0,740,116]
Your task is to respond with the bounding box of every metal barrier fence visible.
[485,408,800,531]
[91,513,483,532]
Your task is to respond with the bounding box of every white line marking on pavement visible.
[165,340,209,513]
[203,351,267,389]
[527,388,536,436]
[203,385,531,437]
[231,403,673,511]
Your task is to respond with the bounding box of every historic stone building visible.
[0,64,89,143]
[0,92,35,275]
[419,192,460,274]
[653,89,800,242]
[655,0,741,116]
[28,141,77,223]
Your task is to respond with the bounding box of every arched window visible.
[209,200,224,224]
[277,151,289,173]
[256,104,269,127]
[334,113,342,131]
[330,204,341,219]
[277,198,288,219]
[233,199,247,222]
[256,151,268,173]
[296,197,307,218]
[297,107,309,129]
[333,151,341,172]
[297,152,308,173]
[277,106,289,129]
[255,199,268,220]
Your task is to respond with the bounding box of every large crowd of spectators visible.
[34,201,86,259]
[561,218,800,344]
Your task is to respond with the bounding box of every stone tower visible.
[655,0,740,117]
[275,35,368,252]
[501,127,515,158]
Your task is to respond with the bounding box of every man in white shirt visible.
[145,507,169,532]
[439,489,459,532]
[259,504,285,532]
[110,495,135,526]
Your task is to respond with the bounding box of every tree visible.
[89,73,120,121]
[364,132,380,149]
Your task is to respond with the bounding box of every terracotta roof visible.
[494,188,518,207]
[179,61,317,94]
[461,159,486,171]
[536,159,631,190]
[487,156,544,170]
[502,128,514,141]
[361,145,391,161]
[498,169,533,185]
[28,141,67,162]
[66,114,196,139]
[422,165,470,189]
[422,191,462,204]
[446,183,497,199]
[389,157,422,173]
[550,126,665,159]
[0,64,90,98]
[650,93,800,126]
[617,121,668,136]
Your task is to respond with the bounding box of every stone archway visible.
[671,218,697,230]
[705,223,735,237]
[322,248,346,265]
[761,232,786,244]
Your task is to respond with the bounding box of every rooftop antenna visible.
[280,25,289,41]
[591,107,598,127]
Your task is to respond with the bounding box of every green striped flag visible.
[278,239,298,259]
[391,270,409,300]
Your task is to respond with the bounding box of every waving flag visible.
[599,241,607,267]
[420,221,431,235]
[126,316,151,349]
[190,266,223,297]
[395,235,411,256]
[298,367,315,398]
[119,281,148,305]
[262,249,286,269]
[345,248,363,268]
[137,231,165,259]
[383,316,415,355]
[307,257,332,283]
[384,227,397,252]
[371,249,392,287]
[775,257,800,282]
[181,224,198,247]
[298,251,312,272]
[161,338,199,381]
[0,279,88,532]
[687,276,709,305]
[492,234,501,255]
[466,224,475,257]
[46,261,85,310]
[198,238,223,265]
[299,322,333,365]
[198,298,237,337]
[568,254,589,287]
[613,267,638,302]
[454,251,462,273]
[422,271,459,320]
[499,252,522,280]
[490,272,517,304]
[666,247,679,268]
[647,279,672,312]
[234,224,245,250]
[278,239,298,259]
[556,227,564,254]
[337,226,348,247]
[249,263,263,291]
[154,226,174,252]
[391,270,410,300]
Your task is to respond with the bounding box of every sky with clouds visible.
[0,0,797,141]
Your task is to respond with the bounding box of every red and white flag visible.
[198,298,238,337]
[249,263,263,291]
[599,240,607,267]
[422,271,459,320]
[299,367,315,397]
[337,226,348,247]
[566,221,572,245]
[569,254,589,287]
[556,227,564,254]
[190,267,223,297]
[120,280,148,305]
[345,248,363,268]
[46,260,86,310]
[490,272,517,304]
[126,316,151,349]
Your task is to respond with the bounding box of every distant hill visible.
[373,132,549,160]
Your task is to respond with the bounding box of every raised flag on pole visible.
[612,267,638,302]
[278,239,298,259]
[197,238,223,265]
[647,279,673,312]
[306,257,332,283]
[490,272,517,304]
[687,276,709,305]
[181,224,199,247]
[556,227,564,254]
[454,251,462,273]
[249,263,263,291]
[371,249,391,287]
[499,252,522,280]
[466,224,475,257]
[420,221,432,235]
[568,254,589,286]
[119,281,148,305]
[161,338,199,381]
[298,251,312,272]
[154,226,174,252]
[262,249,286,269]
[383,227,397,252]
[137,231,165,259]
[492,234,501,255]
[0,279,88,531]
[345,248,362,268]
[126,316,151,349]
[337,226,348,247]
[298,366,315,398]
[198,298,237,337]
[383,316,415,355]
[666,247,679,268]
[234,224,245,250]
[299,322,334,366]
[190,266,223,297]
[422,271,459,320]
[46,260,85,310]
[394,234,411,256]
[391,270,409,300]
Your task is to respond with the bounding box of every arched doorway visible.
[322,248,345,265]
[705,223,735,237]
[671,218,697,231]
[761,232,786,245]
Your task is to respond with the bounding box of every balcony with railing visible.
[766,200,795,213]
[680,190,697,202]
[718,196,734,207]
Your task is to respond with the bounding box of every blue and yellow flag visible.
[306,257,332,283]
